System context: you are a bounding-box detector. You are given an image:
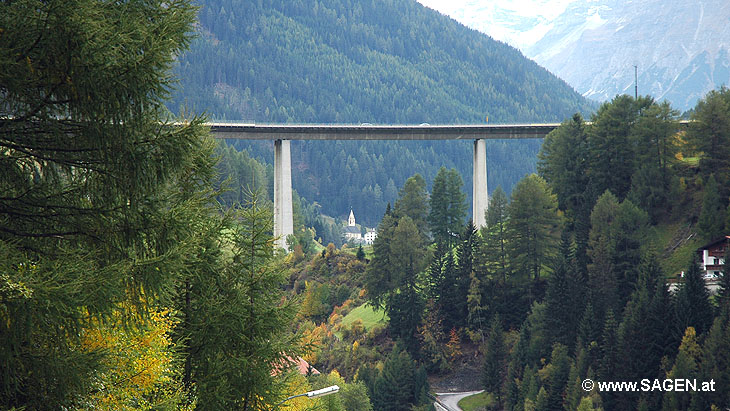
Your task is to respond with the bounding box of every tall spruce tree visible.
[544,232,580,349]
[586,95,644,202]
[0,0,208,407]
[688,87,730,194]
[483,316,506,406]
[506,174,561,282]
[599,310,620,411]
[537,113,590,217]
[545,344,571,411]
[481,186,510,283]
[386,215,426,353]
[429,167,466,246]
[616,259,662,410]
[628,101,679,223]
[394,174,430,239]
[445,221,477,330]
[698,174,725,240]
[429,167,451,244]
[662,328,701,411]
[372,345,419,411]
[365,204,397,309]
[675,256,714,338]
[185,196,302,410]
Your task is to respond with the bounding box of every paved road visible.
[434,390,485,411]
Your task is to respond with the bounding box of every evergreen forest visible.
[169,0,595,225]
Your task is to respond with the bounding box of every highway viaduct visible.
[209,123,560,249]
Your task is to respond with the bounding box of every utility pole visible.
[634,65,638,99]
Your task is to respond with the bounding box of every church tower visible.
[348,209,356,226]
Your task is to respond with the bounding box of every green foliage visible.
[544,232,582,349]
[538,113,590,216]
[616,258,668,410]
[481,186,511,283]
[182,196,302,410]
[394,174,430,240]
[598,310,619,411]
[482,316,506,404]
[364,206,397,309]
[587,95,648,202]
[587,191,649,317]
[440,221,477,330]
[340,381,374,411]
[628,101,680,223]
[688,87,730,194]
[698,174,726,240]
[386,216,426,353]
[0,0,206,407]
[674,256,714,337]
[544,344,571,411]
[507,174,561,281]
[366,177,429,353]
[371,345,428,411]
[662,327,701,411]
[429,167,467,246]
[169,0,594,225]
[172,0,592,124]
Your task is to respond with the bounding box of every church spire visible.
[348,209,356,227]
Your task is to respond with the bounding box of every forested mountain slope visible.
[169,0,593,224]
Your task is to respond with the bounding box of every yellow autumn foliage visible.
[77,306,191,410]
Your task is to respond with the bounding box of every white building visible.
[363,229,377,245]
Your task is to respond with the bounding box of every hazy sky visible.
[416,0,579,51]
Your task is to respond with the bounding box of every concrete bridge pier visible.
[274,139,294,249]
[473,139,488,228]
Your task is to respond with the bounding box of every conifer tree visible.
[662,327,701,411]
[372,345,418,411]
[0,0,207,407]
[537,113,589,217]
[616,260,660,410]
[507,174,561,282]
[675,256,714,337]
[184,195,302,410]
[688,87,730,193]
[385,216,426,354]
[598,310,619,411]
[587,191,620,318]
[545,344,571,411]
[467,270,485,335]
[693,313,730,410]
[698,174,725,240]
[444,220,477,330]
[429,167,466,246]
[482,186,510,283]
[544,231,580,349]
[394,174,430,239]
[364,205,397,309]
[429,167,451,244]
[483,316,506,405]
[586,95,643,201]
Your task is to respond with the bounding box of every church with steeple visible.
[343,209,362,242]
[342,209,377,245]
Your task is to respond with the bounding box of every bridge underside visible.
[210,123,559,250]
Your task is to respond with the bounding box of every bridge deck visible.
[208,123,560,140]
